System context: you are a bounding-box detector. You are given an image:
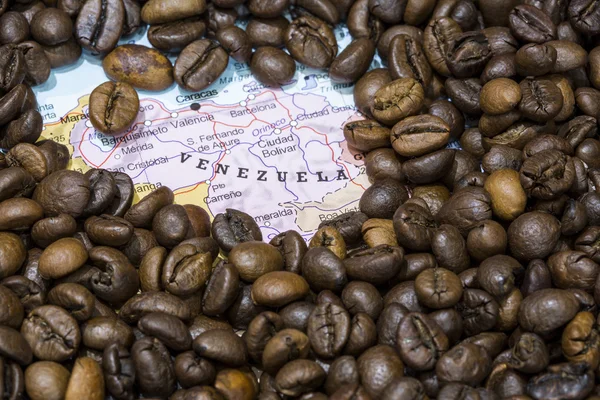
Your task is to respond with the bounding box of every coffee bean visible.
[25,361,70,400]
[0,11,29,45]
[141,0,206,24]
[148,18,206,51]
[174,40,228,92]
[103,44,174,91]
[329,38,375,83]
[250,46,296,87]
[285,16,337,68]
[89,81,139,136]
[371,78,424,126]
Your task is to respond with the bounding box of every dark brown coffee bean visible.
[248,0,289,18]
[87,247,139,305]
[138,312,192,351]
[216,25,251,63]
[279,301,315,332]
[193,329,247,367]
[307,303,351,359]
[423,17,462,77]
[131,337,176,398]
[0,46,26,95]
[211,208,262,252]
[174,40,228,92]
[346,1,380,42]
[329,38,375,83]
[0,11,29,45]
[81,316,134,350]
[446,31,492,78]
[30,8,70,47]
[161,243,211,296]
[519,288,579,335]
[229,241,283,282]
[371,78,424,126]
[148,18,206,51]
[415,268,463,309]
[25,360,70,400]
[89,81,139,136]
[275,359,326,397]
[359,179,409,219]
[102,343,136,399]
[251,271,309,308]
[246,17,289,48]
[445,77,483,115]
[569,0,600,35]
[509,5,556,43]
[301,247,347,293]
[436,342,491,386]
[285,16,337,68]
[396,312,448,371]
[344,245,403,285]
[357,345,404,398]
[262,328,310,374]
[47,283,94,322]
[508,211,561,261]
[21,305,80,362]
[250,46,296,87]
[353,68,391,117]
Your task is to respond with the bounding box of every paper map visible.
[33,22,379,242]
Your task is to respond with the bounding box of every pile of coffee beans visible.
[6,0,600,399]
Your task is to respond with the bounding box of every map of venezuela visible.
[33,24,376,241]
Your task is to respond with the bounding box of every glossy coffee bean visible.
[174,40,228,92]
[89,81,139,136]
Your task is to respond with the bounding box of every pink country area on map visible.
[68,87,367,237]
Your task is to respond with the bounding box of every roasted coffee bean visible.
[148,18,206,51]
[285,16,337,68]
[423,17,462,77]
[359,179,408,220]
[25,361,70,400]
[446,31,492,78]
[75,0,124,53]
[141,0,206,24]
[5,143,48,183]
[33,170,90,217]
[276,359,326,397]
[508,211,561,261]
[329,38,375,83]
[89,81,139,136]
[354,68,392,118]
[509,5,556,43]
[344,245,403,285]
[250,46,296,87]
[397,312,448,370]
[82,316,134,350]
[371,78,424,126]
[103,44,174,91]
[519,78,563,122]
[131,337,176,398]
[0,11,29,45]
[307,303,351,359]
[246,17,289,48]
[41,37,82,68]
[29,8,69,47]
[0,109,43,149]
[436,342,491,386]
[415,268,463,309]
[193,329,247,367]
[216,26,251,63]
[174,40,228,92]
[211,208,262,252]
[138,312,192,351]
[391,114,450,157]
[21,305,80,362]
[445,77,483,115]
[251,271,309,308]
[102,343,135,399]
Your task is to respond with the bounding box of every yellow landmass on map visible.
[174,182,213,219]
[285,172,369,232]
[68,156,91,174]
[39,95,90,155]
